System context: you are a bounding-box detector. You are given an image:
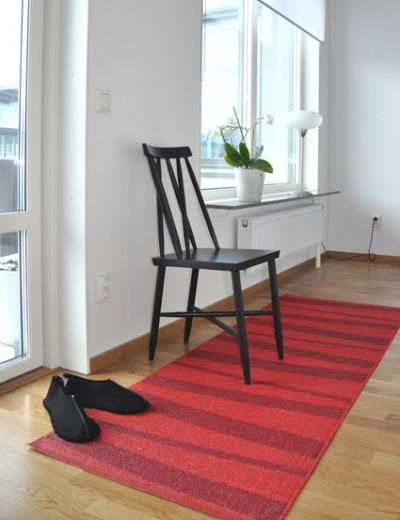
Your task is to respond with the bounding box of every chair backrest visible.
[143,144,220,257]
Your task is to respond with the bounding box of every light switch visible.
[95,273,111,302]
[95,89,111,113]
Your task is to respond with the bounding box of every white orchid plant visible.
[220,107,274,174]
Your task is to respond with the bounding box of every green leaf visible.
[224,142,244,166]
[252,145,264,162]
[251,159,273,173]
[224,155,240,168]
[239,142,250,164]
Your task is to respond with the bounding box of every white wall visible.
[328,0,400,255]
[84,0,203,358]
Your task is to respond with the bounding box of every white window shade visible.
[258,0,326,41]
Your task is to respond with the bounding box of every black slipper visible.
[63,373,149,415]
[43,376,100,442]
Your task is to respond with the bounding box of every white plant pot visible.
[235,168,266,202]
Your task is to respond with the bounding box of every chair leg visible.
[184,268,199,343]
[231,271,251,385]
[268,258,284,360]
[149,266,166,361]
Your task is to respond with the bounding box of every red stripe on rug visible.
[31,294,400,520]
[249,326,388,355]
[94,407,315,473]
[95,423,304,501]
[142,374,345,419]
[154,348,365,400]
[211,335,372,373]
[101,419,308,477]
[146,360,349,409]
[247,337,377,368]
[137,392,328,451]
[247,331,386,362]
[187,348,368,382]
[281,293,400,319]
[174,357,353,403]
[250,320,390,346]
[253,317,394,342]
[276,310,398,330]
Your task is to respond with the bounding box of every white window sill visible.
[204,188,340,210]
[201,183,301,203]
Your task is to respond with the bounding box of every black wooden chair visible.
[143,144,284,384]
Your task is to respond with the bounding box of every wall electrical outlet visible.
[372,216,382,228]
[95,273,111,302]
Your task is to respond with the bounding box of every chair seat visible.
[153,248,279,271]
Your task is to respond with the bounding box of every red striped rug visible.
[31,294,400,519]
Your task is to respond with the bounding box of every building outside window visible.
[201,0,320,193]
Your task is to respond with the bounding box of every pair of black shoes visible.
[43,374,149,443]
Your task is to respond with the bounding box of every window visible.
[0,0,44,382]
[0,0,27,369]
[201,0,320,193]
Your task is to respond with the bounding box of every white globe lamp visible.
[284,110,323,195]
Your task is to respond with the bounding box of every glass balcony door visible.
[0,0,43,382]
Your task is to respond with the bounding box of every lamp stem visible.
[298,129,307,193]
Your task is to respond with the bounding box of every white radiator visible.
[237,204,323,272]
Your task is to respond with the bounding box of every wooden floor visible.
[1,259,400,519]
